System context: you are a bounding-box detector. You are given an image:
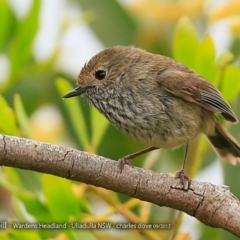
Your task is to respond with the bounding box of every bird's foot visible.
[173,169,191,190]
[118,157,134,173]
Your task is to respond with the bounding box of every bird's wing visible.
[156,69,237,123]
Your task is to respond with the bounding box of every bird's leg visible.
[118,146,158,172]
[175,143,191,190]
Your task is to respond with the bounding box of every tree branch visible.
[0,134,240,236]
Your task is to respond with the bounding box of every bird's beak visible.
[63,86,86,99]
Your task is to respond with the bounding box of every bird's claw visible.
[173,169,190,190]
[118,157,134,173]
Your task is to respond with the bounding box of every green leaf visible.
[199,224,221,240]
[18,194,52,222]
[222,163,240,240]
[90,106,109,148]
[0,95,18,135]
[1,168,21,187]
[0,0,17,51]
[14,94,31,138]
[221,65,240,102]
[216,50,234,69]
[9,0,41,81]
[173,17,199,69]
[0,232,9,240]
[43,175,80,222]
[0,169,23,198]
[78,0,137,46]
[55,77,90,149]
[194,35,217,83]
[72,229,97,240]
[8,229,42,240]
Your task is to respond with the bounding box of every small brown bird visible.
[64,46,240,188]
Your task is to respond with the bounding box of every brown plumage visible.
[155,67,240,164]
[64,46,240,174]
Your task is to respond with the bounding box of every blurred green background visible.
[0,0,240,239]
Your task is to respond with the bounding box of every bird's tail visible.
[207,121,240,164]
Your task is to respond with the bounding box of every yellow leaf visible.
[209,1,240,22]
[174,232,191,240]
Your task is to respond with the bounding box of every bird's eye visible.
[95,70,106,80]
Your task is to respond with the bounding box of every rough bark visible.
[0,134,239,236]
